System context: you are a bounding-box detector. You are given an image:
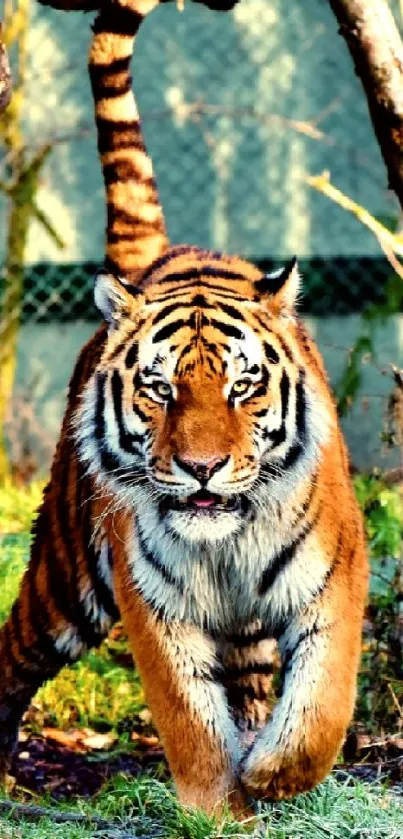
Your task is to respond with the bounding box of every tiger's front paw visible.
[241,748,327,801]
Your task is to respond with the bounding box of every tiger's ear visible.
[254,257,300,315]
[94,270,142,328]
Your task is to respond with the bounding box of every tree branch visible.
[327,0,403,209]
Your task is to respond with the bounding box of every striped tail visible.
[89,0,169,281]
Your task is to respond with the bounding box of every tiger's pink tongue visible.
[189,494,217,508]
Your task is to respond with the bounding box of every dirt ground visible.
[9,730,403,801]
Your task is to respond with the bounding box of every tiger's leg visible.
[113,563,246,816]
[241,590,365,800]
[0,499,119,779]
[219,627,278,749]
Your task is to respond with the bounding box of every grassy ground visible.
[0,482,401,839]
[0,775,402,838]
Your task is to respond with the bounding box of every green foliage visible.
[0,533,29,623]
[36,637,146,733]
[336,272,403,416]
[336,335,373,417]
[354,474,402,732]
[0,478,43,533]
[354,474,402,561]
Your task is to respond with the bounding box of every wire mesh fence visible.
[1,0,402,478]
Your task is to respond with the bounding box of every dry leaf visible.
[131,731,159,747]
[81,732,117,750]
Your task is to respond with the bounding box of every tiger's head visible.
[76,246,333,543]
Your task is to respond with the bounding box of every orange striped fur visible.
[0,0,368,817]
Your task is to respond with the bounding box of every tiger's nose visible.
[173,454,229,485]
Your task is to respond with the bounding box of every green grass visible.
[0,776,402,838]
[0,482,402,838]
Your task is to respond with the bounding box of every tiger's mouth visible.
[160,489,242,515]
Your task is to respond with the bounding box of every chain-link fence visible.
[1,0,402,478]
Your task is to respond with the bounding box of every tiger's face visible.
[76,247,331,543]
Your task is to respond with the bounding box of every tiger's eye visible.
[232,380,251,396]
[153,381,172,398]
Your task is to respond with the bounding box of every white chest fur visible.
[126,497,329,635]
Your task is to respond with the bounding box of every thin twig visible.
[387,683,403,723]
[306,171,403,259]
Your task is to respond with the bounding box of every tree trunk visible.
[328,0,403,209]
[0,148,51,481]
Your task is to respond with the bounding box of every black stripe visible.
[132,402,149,424]
[107,203,149,228]
[90,56,131,81]
[210,319,244,340]
[55,458,103,649]
[93,77,132,99]
[157,267,250,286]
[261,369,307,475]
[111,369,144,454]
[27,556,70,671]
[153,285,246,304]
[252,317,294,362]
[281,441,304,471]
[281,622,320,679]
[225,626,269,647]
[95,119,142,154]
[10,601,44,669]
[218,302,246,321]
[11,661,44,688]
[139,245,191,285]
[109,334,134,363]
[125,341,138,369]
[151,302,180,327]
[225,661,274,680]
[259,505,322,596]
[33,507,73,632]
[95,372,107,441]
[292,477,317,529]
[95,372,141,475]
[153,318,186,343]
[227,683,268,704]
[150,295,215,330]
[80,492,119,637]
[103,160,154,186]
[139,247,192,285]
[77,474,120,626]
[264,342,280,365]
[295,370,307,440]
[250,385,267,401]
[138,531,184,595]
[68,348,90,403]
[101,444,125,474]
[263,370,289,447]
[91,7,142,36]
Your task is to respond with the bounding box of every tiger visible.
[0,0,368,817]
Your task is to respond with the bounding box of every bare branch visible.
[307,171,403,258]
[327,0,403,209]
